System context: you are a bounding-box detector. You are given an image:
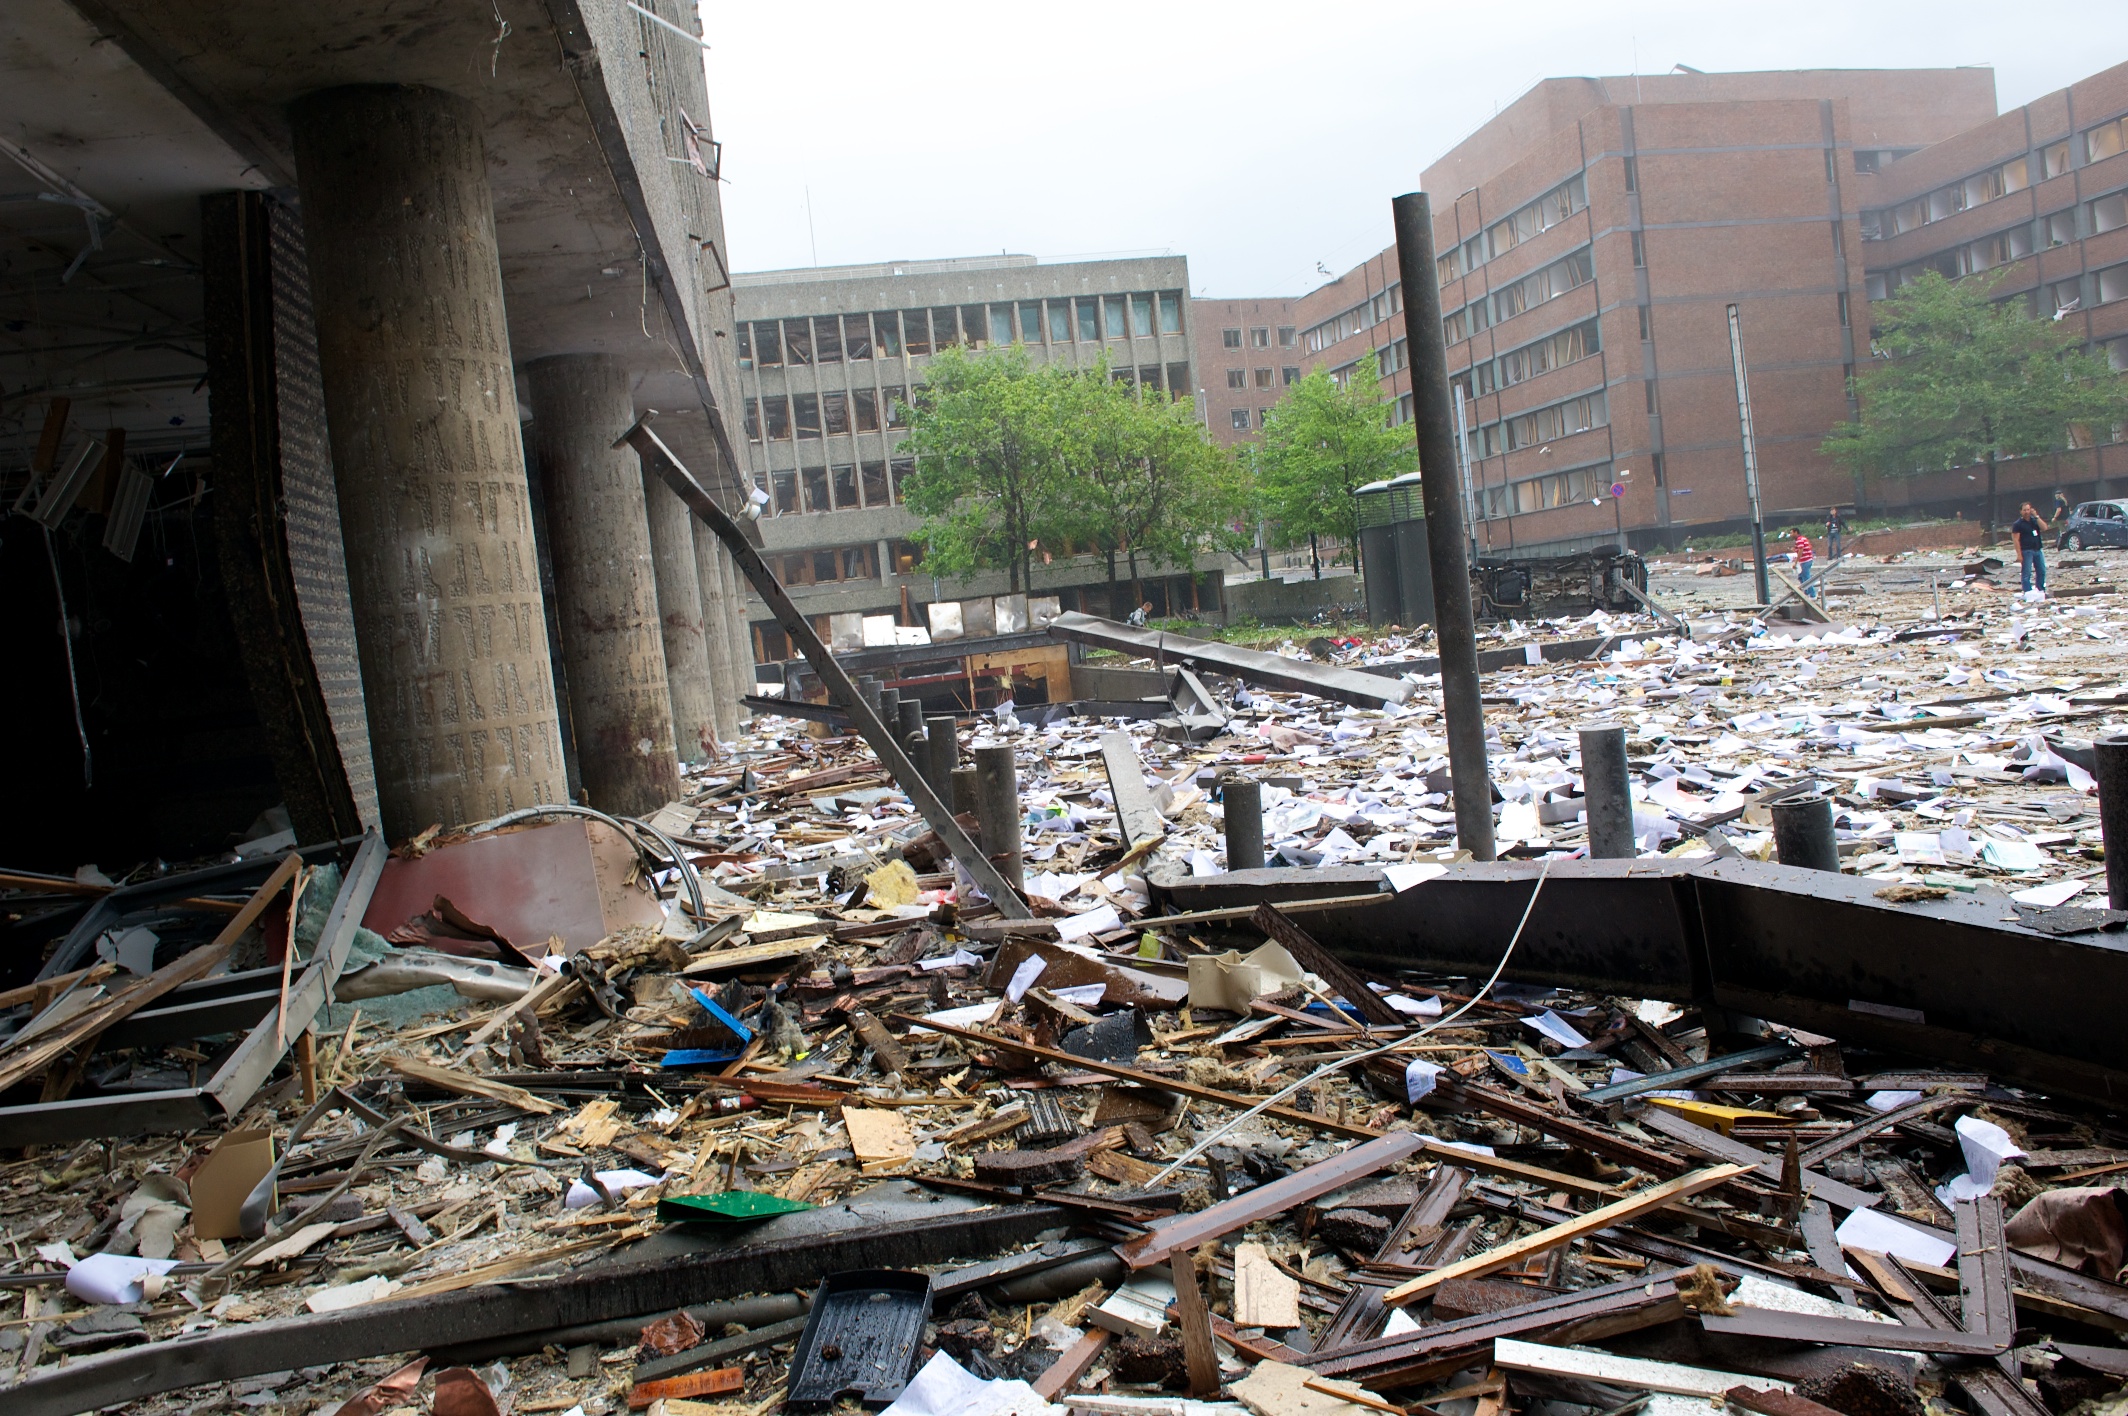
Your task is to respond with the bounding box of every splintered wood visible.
[842,1106,915,1174]
[1232,1241,1302,1328]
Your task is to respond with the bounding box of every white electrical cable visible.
[1149,857,1554,1185]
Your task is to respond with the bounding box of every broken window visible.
[737,324,754,367]
[990,305,1014,345]
[961,306,987,348]
[861,460,888,505]
[1226,368,1246,389]
[1248,325,1268,347]
[763,395,791,440]
[1129,295,1154,338]
[753,321,783,366]
[1138,364,1161,389]
[772,467,799,514]
[823,392,849,436]
[902,310,931,355]
[1278,326,1296,346]
[891,538,923,571]
[814,316,843,364]
[1166,361,1190,393]
[1076,298,1098,342]
[1221,327,1242,348]
[2047,209,2077,246]
[1048,302,1070,343]
[2098,264,2128,306]
[843,314,873,360]
[875,311,904,357]
[853,388,879,432]
[802,465,830,511]
[1019,301,1043,343]
[2050,277,2085,316]
[785,318,813,365]
[2089,191,2128,236]
[883,386,909,427]
[832,463,858,508]
[793,393,822,438]
[744,398,761,441]
[931,307,960,347]
[1253,367,1273,388]
[1157,291,1182,334]
[812,549,839,581]
[1104,297,1127,339]
[890,458,914,501]
[1282,366,1300,385]
[2044,140,2071,180]
[1111,365,1134,385]
[2087,116,2128,164]
[1230,408,1250,429]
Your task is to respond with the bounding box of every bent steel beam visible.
[1045,612,1414,709]
[620,414,1029,917]
[1158,857,2128,1105]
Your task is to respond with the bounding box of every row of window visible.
[746,386,911,440]
[1302,284,1403,354]
[1864,184,2128,300]
[737,292,1184,369]
[2084,113,2128,165]
[1436,173,1590,285]
[1222,325,1297,349]
[1450,318,1602,401]
[765,460,911,516]
[1477,460,1613,519]
[1468,387,1609,459]
[1862,149,2057,240]
[1226,366,1301,389]
[1442,246,1595,346]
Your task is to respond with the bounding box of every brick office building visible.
[1215,68,2000,557]
[1860,60,2128,513]
[1192,297,1304,447]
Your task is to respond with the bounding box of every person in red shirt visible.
[1792,529,1818,598]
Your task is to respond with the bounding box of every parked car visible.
[2056,499,2128,550]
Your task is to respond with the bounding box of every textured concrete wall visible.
[643,468,716,763]
[689,514,739,741]
[289,85,565,838]
[527,355,679,813]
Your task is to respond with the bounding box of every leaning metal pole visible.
[1726,303,1772,607]
[1393,192,1496,861]
[618,412,1031,917]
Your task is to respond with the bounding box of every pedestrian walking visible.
[2009,502,2050,597]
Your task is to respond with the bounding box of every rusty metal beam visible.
[1045,611,1413,708]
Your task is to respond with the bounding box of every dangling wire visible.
[42,524,93,789]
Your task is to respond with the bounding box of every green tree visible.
[1055,363,1251,611]
[1823,269,2128,529]
[897,344,1067,591]
[1254,358,1414,575]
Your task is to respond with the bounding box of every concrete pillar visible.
[642,469,716,764]
[524,355,679,815]
[1578,725,1635,860]
[1222,778,1265,871]
[288,85,565,838]
[689,516,740,742]
[720,545,755,707]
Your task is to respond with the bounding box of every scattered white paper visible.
[2010,879,2087,908]
[1866,1090,1923,1111]
[881,1350,1060,1416]
[1522,1009,1591,1049]
[1385,993,1443,1017]
[1405,1058,1443,1102]
[1053,903,1122,942]
[305,1274,402,1313]
[1050,983,1108,1006]
[1834,1206,1956,1269]
[66,1253,179,1305]
[909,1002,1000,1036]
[1381,1307,1421,1336]
[918,949,984,971]
[1380,862,1448,894]
[563,1168,663,1210]
[1004,955,1049,1001]
[1979,838,2046,870]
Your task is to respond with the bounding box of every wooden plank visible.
[1698,1309,2009,1354]
[1635,1102,1880,1212]
[1381,1163,1752,1305]
[1170,1256,1221,1398]
[1032,1328,1111,1400]
[380,1055,563,1115]
[1252,904,1401,1028]
[1957,1196,2019,1377]
[628,1367,743,1407]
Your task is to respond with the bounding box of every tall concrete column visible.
[643,469,717,763]
[288,85,564,838]
[721,545,756,711]
[689,516,739,742]
[525,355,679,813]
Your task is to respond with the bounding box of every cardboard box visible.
[189,1129,275,1241]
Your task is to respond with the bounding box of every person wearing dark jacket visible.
[1825,507,1847,562]
[2009,502,2050,595]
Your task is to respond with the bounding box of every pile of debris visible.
[1,543,2124,1416]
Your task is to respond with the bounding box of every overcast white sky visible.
[702,1,2128,300]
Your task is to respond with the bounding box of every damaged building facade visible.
[0,0,758,866]
[1208,62,2128,559]
[730,253,1224,662]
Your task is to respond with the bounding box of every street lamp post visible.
[1725,303,1772,607]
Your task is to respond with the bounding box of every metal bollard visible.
[972,744,1025,891]
[924,715,958,801]
[1772,794,1840,873]
[2097,736,2128,911]
[877,687,900,730]
[855,676,882,716]
[1579,724,1634,859]
[1223,778,1265,871]
[950,766,980,819]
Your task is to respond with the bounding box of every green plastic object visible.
[656,1191,817,1225]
